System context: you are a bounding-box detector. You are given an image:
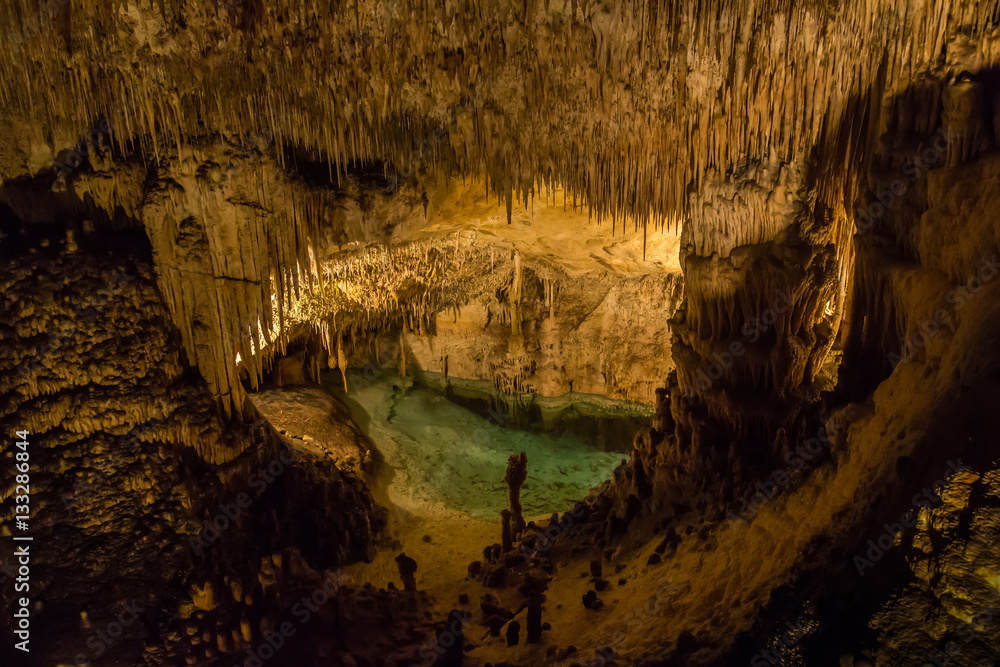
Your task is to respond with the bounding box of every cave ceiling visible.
[3,0,995,415]
[4,2,1000,666]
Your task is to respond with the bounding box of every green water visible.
[334,372,629,520]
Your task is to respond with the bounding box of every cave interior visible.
[3,1,1000,666]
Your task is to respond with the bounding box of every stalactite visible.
[337,329,349,393]
[5,0,996,234]
[2,0,997,432]
[510,250,523,337]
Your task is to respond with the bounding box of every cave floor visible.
[330,374,697,663]
[250,375,663,663]
[244,373,882,665]
[250,373,913,665]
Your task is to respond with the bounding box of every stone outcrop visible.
[3,1,1000,665]
[0,239,383,664]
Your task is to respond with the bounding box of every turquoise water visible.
[336,372,627,520]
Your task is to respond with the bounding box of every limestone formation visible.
[438,609,466,667]
[501,509,514,553]
[505,452,529,536]
[526,595,544,644]
[5,1,1000,665]
[395,552,418,593]
[0,243,384,665]
[506,620,521,647]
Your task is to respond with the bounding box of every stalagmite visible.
[506,620,520,647]
[526,595,544,644]
[505,452,528,536]
[439,610,466,667]
[395,553,418,593]
[501,509,513,553]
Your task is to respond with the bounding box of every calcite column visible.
[505,452,528,535]
[613,155,852,509]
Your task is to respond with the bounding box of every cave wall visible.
[235,174,687,404]
[138,143,428,419]
[0,240,207,665]
[825,72,1000,664]
[612,71,1000,666]
[0,237,384,664]
[2,0,994,425]
[402,267,683,402]
[0,0,990,381]
[2,1,1000,665]
[672,153,851,452]
[569,41,1000,667]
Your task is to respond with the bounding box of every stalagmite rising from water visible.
[505,452,528,536]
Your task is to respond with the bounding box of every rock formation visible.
[0,241,383,665]
[504,452,528,535]
[500,508,513,553]
[3,0,1000,665]
[395,552,418,593]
